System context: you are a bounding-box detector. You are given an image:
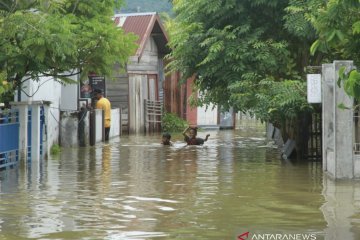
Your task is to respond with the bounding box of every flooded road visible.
[0,130,359,239]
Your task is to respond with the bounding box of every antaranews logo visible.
[238,232,250,240]
[237,231,317,240]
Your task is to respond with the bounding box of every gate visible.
[0,110,19,169]
[144,99,162,133]
[27,106,45,162]
[305,109,322,160]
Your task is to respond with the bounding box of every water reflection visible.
[321,177,360,240]
[0,130,359,239]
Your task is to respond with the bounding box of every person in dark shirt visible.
[161,132,172,146]
[182,126,210,145]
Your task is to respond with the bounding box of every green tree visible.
[309,0,360,101]
[0,0,137,101]
[167,0,323,157]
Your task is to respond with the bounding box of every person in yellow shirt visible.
[94,89,111,141]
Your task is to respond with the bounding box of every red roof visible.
[114,13,169,59]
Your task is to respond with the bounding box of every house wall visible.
[106,72,129,131]
[186,77,197,126]
[128,37,159,74]
[107,37,163,134]
[127,37,161,134]
[128,74,148,133]
[163,71,187,119]
[197,104,218,126]
[61,82,78,111]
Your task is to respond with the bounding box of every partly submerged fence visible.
[0,102,47,170]
[235,112,265,130]
[0,109,19,169]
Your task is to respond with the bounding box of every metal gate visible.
[27,106,45,162]
[305,110,322,160]
[0,110,19,169]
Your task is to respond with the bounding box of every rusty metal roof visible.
[113,12,170,59]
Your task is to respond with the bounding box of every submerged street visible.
[0,129,359,239]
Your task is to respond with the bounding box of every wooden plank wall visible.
[163,71,185,117]
[128,74,148,133]
[127,37,160,134]
[106,74,129,131]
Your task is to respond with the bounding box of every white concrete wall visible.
[59,111,79,148]
[219,108,234,128]
[197,104,218,126]
[18,76,63,157]
[20,76,62,104]
[17,74,81,154]
[59,110,90,147]
[60,82,78,111]
[95,109,103,142]
[110,108,121,138]
[14,74,123,149]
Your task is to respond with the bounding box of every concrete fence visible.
[8,101,50,163]
[60,108,122,147]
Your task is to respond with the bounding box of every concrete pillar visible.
[322,61,354,179]
[31,104,41,162]
[334,61,354,179]
[322,64,335,173]
[43,104,51,157]
[95,109,103,142]
[10,103,28,161]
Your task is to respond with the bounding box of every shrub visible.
[50,144,61,155]
[162,112,188,132]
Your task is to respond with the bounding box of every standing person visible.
[94,89,111,141]
[182,126,210,145]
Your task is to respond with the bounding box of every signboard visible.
[89,75,106,96]
[79,75,106,99]
[307,74,322,103]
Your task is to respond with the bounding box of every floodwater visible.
[0,129,360,240]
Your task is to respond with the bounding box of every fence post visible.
[31,104,41,161]
[322,61,354,179]
[10,102,28,161]
[102,109,105,142]
[333,61,354,178]
[89,110,95,146]
[119,108,122,136]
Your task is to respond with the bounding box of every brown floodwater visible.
[0,129,359,240]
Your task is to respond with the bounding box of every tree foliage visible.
[0,0,137,101]
[167,0,320,127]
[309,0,360,101]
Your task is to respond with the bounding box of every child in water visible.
[182,126,210,145]
[161,132,172,146]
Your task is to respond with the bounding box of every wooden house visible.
[107,12,170,134]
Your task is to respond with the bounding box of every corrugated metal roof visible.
[113,12,170,59]
[122,14,154,46]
